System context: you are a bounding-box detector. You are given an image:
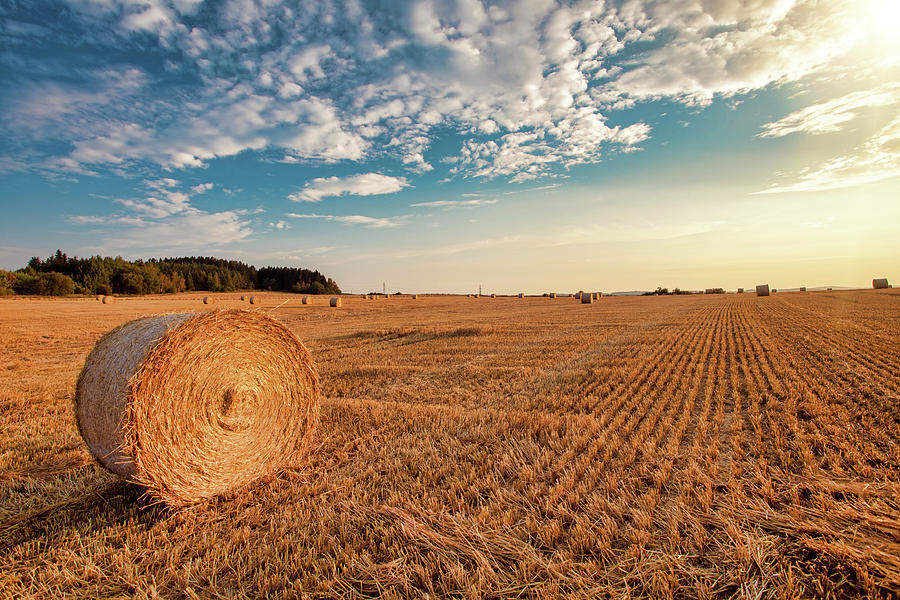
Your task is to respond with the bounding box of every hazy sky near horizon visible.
[1,0,898,293]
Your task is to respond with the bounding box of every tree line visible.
[0,250,341,296]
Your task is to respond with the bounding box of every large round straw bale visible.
[330,297,341,307]
[756,284,770,297]
[549,293,557,298]
[240,295,246,301]
[581,293,593,304]
[96,294,105,302]
[302,296,311,305]
[249,296,260,305]
[490,293,496,298]
[873,278,889,289]
[203,296,215,304]
[518,293,524,298]
[74,309,319,506]
[102,295,116,304]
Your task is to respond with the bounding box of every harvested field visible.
[1,290,899,599]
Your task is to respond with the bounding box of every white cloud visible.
[4,0,890,183]
[758,82,900,138]
[756,116,900,194]
[268,220,290,230]
[68,178,254,249]
[288,173,410,202]
[286,212,405,228]
[190,182,214,194]
[409,199,498,208]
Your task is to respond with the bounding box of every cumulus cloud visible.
[286,212,406,228]
[288,173,410,202]
[0,0,885,182]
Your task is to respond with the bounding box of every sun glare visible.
[861,0,900,50]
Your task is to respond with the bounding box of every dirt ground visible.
[1,290,898,599]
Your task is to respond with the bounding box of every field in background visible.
[1,290,898,599]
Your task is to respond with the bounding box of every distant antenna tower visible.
[479,284,482,296]
[383,281,386,295]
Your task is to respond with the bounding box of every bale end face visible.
[74,309,319,506]
[102,296,116,304]
[203,296,215,304]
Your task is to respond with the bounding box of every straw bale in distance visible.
[302,296,311,305]
[74,309,319,506]
[549,293,557,298]
[96,294,104,301]
[203,296,215,304]
[412,294,418,299]
[800,287,807,292]
[330,297,341,307]
[581,293,593,304]
[873,278,889,289]
[756,284,770,297]
[102,296,116,304]
[490,293,496,298]
[249,296,260,305]
[518,293,524,298]
[737,288,744,294]
[240,295,246,301]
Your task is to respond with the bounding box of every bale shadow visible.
[0,479,164,553]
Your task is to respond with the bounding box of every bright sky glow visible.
[1,0,897,292]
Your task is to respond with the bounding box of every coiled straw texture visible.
[75,309,319,506]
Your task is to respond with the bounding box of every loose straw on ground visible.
[74,309,319,506]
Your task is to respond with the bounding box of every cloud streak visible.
[286,212,406,228]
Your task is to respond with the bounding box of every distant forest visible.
[0,250,341,296]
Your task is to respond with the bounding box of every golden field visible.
[1,290,898,599]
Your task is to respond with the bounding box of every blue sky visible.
[1,0,898,293]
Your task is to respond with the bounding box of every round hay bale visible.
[240,295,246,301]
[581,293,593,304]
[518,293,524,298]
[249,296,260,305]
[203,296,215,305]
[302,296,311,305]
[490,293,496,298]
[74,309,319,506]
[96,294,105,302]
[873,278,889,289]
[329,297,341,307]
[102,296,116,304]
[412,294,418,299]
